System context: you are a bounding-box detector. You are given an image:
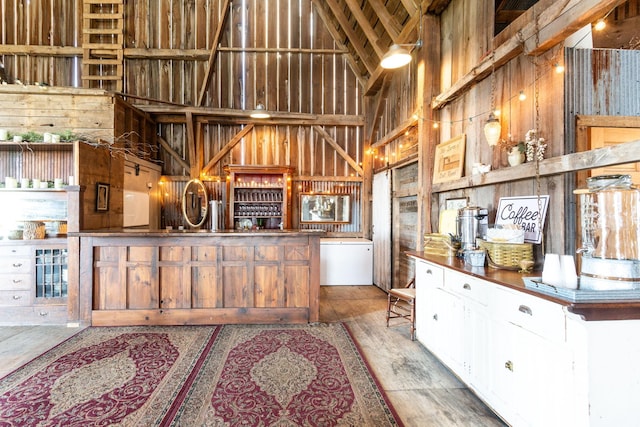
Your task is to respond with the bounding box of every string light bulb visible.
[554,63,565,73]
[594,19,606,31]
[519,90,527,101]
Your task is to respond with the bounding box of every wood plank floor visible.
[0,285,506,426]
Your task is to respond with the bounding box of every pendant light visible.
[380,44,413,69]
[484,112,501,146]
[380,8,423,69]
[250,103,270,119]
[484,52,501,146]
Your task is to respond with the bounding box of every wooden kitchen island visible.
[75,229,323,326]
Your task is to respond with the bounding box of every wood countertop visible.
[406,251,640,321]
[71,228,326,237]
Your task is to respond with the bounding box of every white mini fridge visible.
[320,238,373,286]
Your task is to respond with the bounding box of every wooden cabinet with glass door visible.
[225,165,294,230]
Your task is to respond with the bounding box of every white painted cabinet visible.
[415,261,489,386]
[412,256,640,427]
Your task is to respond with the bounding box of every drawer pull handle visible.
[433,313,438,321]
[39,311,49,317]
[505,360,514,371]
[12,279,22,284]
[518,305,533,316]
[12,263,22,268]
[12,295,22,300]
[426,269,433,275]
[463,283,471,290]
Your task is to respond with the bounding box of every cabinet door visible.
[415,260,443,344]
[464,301,489,391]
[432,288,465,374]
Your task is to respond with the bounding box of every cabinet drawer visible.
[416,260,444,286]
[0,290,32,306]
[444,269,489,306]
[492,286,566,342]
[0,245,31,257]
[0,258,31,274]
[0,274,32,290]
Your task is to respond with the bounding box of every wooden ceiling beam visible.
[366,0,402,42]
[367,74,392,144]
[197,0,231,107]
[322,0,377,75]
[399,0,418,16]
[311,0,368,86]
[343,0,385,59]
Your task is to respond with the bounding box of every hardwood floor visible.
[0,285,506,426]
[320,285,506,427]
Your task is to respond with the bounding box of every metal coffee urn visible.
[457,206,489,251]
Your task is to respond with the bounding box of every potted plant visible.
[499,138,526,166]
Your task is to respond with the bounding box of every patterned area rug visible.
[0,324,401,426]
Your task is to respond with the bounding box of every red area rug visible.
[0,324,402,426]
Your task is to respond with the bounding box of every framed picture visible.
[445,197,468,211]
[96,182,110,211]
[300,193,351,223]
[433,134,466,184]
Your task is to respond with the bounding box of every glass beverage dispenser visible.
[575,175,640,290]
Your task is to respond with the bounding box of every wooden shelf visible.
[432,139,640,193]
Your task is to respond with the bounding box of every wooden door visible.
[372,172,391,290]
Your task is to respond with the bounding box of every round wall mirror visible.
[182,179,208,228]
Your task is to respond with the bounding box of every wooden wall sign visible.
[495,195,550,244]
[433,134,465,184]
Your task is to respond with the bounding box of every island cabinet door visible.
[158,246,192,309]
[191,246,222,308]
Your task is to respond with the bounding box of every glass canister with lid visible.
[575,175,640,290]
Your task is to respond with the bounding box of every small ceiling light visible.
[594,19,606,31]
[519,90,527,101]
[250,103,270,119]
[554,63,565,73]
[484,112,501,147]
[380,44,413,69]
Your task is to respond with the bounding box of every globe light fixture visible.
[484,112,501,146]
[250,103,270,119]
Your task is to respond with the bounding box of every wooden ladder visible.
[82,0,124,92]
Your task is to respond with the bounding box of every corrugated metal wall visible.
[564,46,640,253]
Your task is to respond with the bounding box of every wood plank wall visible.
[2,1,366,235]
[0,0,83,86]
[374,0,569,257]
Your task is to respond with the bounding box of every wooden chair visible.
[386,277,416,340]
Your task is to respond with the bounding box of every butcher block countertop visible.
[406,251,640,321]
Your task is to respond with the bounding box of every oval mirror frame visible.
[182,179,208,228]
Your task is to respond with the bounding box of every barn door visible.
[372,172,391,291]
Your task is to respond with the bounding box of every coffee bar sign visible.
[495,195,549,244]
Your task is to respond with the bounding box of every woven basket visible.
[23,221,46,240]
[478,239,533,270]
[424,233,459,257]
